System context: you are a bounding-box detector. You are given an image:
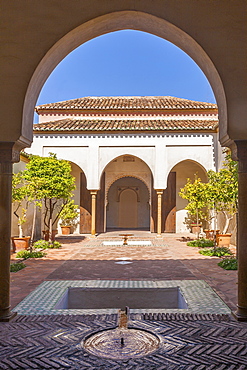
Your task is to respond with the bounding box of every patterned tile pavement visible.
[13,279,231,316]
[1,314,247,369]
[5,231,242,369]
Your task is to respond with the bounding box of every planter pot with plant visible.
[23,153,76,243]
[206,152,238,246]
[190,223,202,234]
[59,200,79,235]
[179,175,209,239]
[12,172,31,252]
[179,151,238,246]
[42,229,58,241]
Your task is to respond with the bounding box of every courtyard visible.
[1,232,246,369]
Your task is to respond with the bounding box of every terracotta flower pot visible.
[61,226,71,235]
[42,229,58,241]
[216,233,232,247]
[191,224,202,234]
[11,236,30,253]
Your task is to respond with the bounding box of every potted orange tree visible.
[59,200,79,235]
[206,152,238,246]
[11,172,31,252]
[179,174,208,238]
[180,152,238,246]
[23,153,76,242]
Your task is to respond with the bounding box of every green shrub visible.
[187,238,214,248]
[16,250,46,259]
[33,240,50,249]
[49,241,61,249]
[218,258,238,270]
[33,239,61,249]
[10,262,26,272]
[199,247,232,257]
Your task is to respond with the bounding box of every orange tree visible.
[23,153,75,242]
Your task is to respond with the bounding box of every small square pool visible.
[54,287,188,310]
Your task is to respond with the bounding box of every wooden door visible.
[163,171,176,233]
[96,172,105,233]
[119,189,138,228]
[80,172,91,233]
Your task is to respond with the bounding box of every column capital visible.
[0,142,23,163]
[235,140,247,173]
[90,190,98,196]
[156,189,164,195]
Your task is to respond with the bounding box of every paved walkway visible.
[3,231,245,369]
[10,231,237,312]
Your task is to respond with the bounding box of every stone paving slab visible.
[1,314,247,369]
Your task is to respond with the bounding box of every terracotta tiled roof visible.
[36,96,217,111]
[33,118,218,132]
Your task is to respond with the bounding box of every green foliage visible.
[12,172,31,237]
[23,153,75,203]
[218,257,238,270]
[179,174,208,221]
[10,262,26,272]
[48,241,61,249]
[32,239,50,249]
[187,238,214,248]
[23,153,76,240]
[33,239,61,249]
[59,200,79,226]
[199,247,232,257]
[179,152,238,234]
[16,250,46,259]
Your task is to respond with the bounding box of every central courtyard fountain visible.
[83,307,160,359]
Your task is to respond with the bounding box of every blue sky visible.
[36,30,216,108]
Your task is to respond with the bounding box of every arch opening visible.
[170,159,208,233]
[106,176,150,231]
[23,10,227,146]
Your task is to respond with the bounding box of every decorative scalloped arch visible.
[106,174,151,204]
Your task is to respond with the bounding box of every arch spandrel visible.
[100,152,154,191]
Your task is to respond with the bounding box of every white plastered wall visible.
[28,132,217,190]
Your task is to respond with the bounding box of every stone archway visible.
[106,176,150,230]
[1,2,247,321]
[170,160,208,233]
[23,10,228,146]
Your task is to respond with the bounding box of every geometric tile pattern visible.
[13,280,231,316]
[1,314,247,369]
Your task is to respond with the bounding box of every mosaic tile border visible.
[13,280,231,315]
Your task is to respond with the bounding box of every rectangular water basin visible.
[54,287,188,310]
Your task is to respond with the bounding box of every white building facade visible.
[29,96,220,234]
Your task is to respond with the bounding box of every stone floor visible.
[1,314,247,369]
[2,231,242,369]
[10,231,238,311]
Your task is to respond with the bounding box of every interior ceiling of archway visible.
[24,11,226,144]
[171,160,208,181]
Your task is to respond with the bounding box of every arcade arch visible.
[1,2,247,322]
[106,176,150,230]
[170,160,208,232]
[23,11,227,146]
